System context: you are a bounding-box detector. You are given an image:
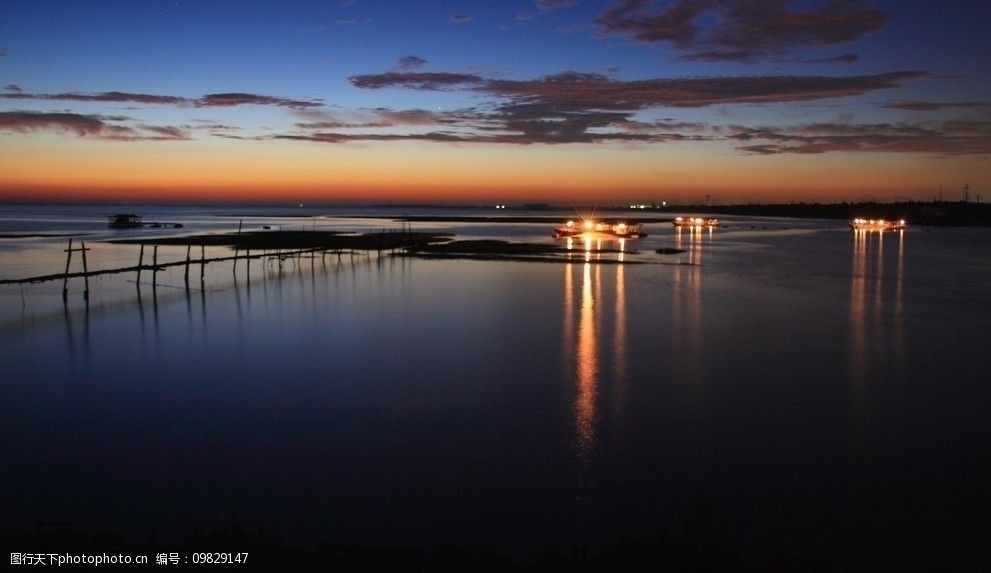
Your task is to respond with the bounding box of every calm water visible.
[2,205,989,565]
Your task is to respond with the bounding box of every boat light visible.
[566,220,574,228]
[584,220,594,231]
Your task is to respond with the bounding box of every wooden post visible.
[152,245,159,287]
[233,219,243,275]
[245,249,250,278]
[200,244,206,283]
[81,241,90,301]
[137,243,145,286]
[184,245,191,285]
[62,238,74,301]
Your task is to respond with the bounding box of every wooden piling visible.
[137,244,145,285]
[184,245,191,285]
[200,244,206,283]
[62,238,73,300]
[152,245,159,287]
[233,219,243,275]
[81,241,89,301]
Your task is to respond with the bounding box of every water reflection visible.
[562,239,631,479]
[672,227,705,367]
[848,229,905,387]
[575,261,597,462]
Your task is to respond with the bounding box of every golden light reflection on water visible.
[575,261,598,460]
[849,229,905,388]
[562,238,630,470]
[672,227,705,366]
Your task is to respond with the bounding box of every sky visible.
[1,0,989,204]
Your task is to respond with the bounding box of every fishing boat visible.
[107,214,143,228]
[673,216,719,228]
[553,219,646,239]
[849,218,906,231]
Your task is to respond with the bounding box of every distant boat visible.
[107,214,143,229]
[673,216,719,228]
[849,218,906,231]
[553,219,646,239]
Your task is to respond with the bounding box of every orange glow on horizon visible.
[1,136,987,204]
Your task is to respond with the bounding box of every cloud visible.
[396,55,428,71]
[679,50,766,63]
[350,67,926,108]
[884,100,991,111]
[339,66,929,146]
[730,120,991,155]
[271,129,690,145]
[348,71,484,90]
[0,47,7,58]
[278,99,714,145]
[597,0,888,61]
[194,93,323,109]
[449,13,471,24]
[537,0,578,10]
[480,70,928,109]
[0,91,185,105]
[4,84,23,92]
[0,111,189,141]
[0,90,323,109]
[807,53,859,64]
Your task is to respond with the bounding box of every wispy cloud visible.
[480,70,928,109]
[449,13,471,24]
[349,72,484,90]
[194,93,323,109]
[537,0,578,10]
[731,120,991,155]
[0,111,189,141]
[884,100,991,111]
[396,55,428,71]
[597,0,888,62]
[4,84,23,92]
[0,90,323,109]
[335,66,931,146]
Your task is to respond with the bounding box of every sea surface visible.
[2,204,989,566]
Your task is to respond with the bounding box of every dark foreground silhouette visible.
[4,513,985,572]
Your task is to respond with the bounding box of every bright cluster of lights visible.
[674,216,719,227]
[494,204,508,209]
[555,219,642,238]
[851,218,907,230]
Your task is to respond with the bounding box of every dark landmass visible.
[109,230,453,251]
[409,239,633,256]
[398,253,642,264]
[613,201,991,227]
[0,233,87,239]
[339,215,671,224]
[399,239,640,264]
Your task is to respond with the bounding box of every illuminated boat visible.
[673,216,719,228]
[849,218,906,231]
[107,214,143,228]
[553,219,646,239]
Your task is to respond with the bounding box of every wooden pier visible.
[0,230,449,294]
